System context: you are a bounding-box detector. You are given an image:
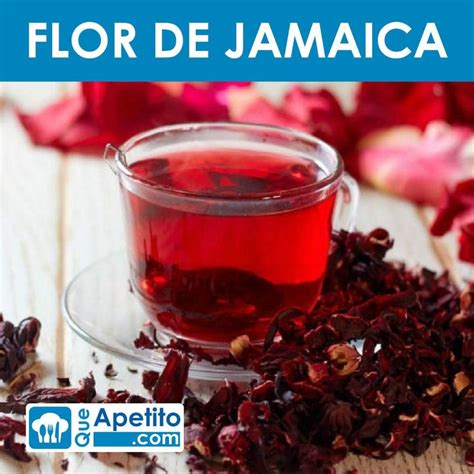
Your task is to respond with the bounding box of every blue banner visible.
[0,0,472,80]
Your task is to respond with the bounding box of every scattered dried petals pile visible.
[177,229,474,473]
[1,230,473,473]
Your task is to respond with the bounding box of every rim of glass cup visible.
[113,122,344,201]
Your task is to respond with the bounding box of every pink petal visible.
[357,122,474,205]
[180,83,230,121]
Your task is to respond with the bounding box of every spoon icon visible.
[38,424,46,443]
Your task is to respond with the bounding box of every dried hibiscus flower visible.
[431,178,474,263]
[0,314,41,382]
[152,350,189,403]
[4,373,96,414]
[0,415,30,462]
[1,229,473,472]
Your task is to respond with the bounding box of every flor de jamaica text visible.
[28,21,447,60]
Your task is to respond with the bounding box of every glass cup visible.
[104,123,358,349]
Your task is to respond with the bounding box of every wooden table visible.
[0,83,471,473]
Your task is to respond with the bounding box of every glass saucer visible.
[62,251,256,382]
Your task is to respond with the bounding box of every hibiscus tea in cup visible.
[110,124,357,348]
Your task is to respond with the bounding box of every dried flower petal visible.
[0,315,41,382]
[0,416,30,462]
[466,446,474,466]
[9,372,37,394]
[134,331,156,350]
[142,370,160,391]
[14,317,42,353]
[229,335,259,368]
[7,373,96,414]
[104,363,118,378]
[454,372,472,395]
[327,344,360,376]
[152,350,189,403]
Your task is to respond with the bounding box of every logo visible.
[28,406,71,449]
[26,404,183,452]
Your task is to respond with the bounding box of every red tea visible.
[122,148,336,344]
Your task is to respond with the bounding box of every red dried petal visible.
[0,416,26,439]
[16,95,86,146]
[8,373,96,413]
[152,350,189,403]
[134,331,156,350]
[3,435,31,462]
[283,87,353,153]
[142,370,160,391]
[351,82,448,138]
[431,178,474,235]
[0,417,30,463]
[203,382,240,420]
[431,177,474,263]
[466,446,474,466]
[217,424,250,465]
[459,223,474,263]
[82,82,167,132]
[447,82,474,125]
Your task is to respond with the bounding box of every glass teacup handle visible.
[333,172,359,231]
[103,143,127,175]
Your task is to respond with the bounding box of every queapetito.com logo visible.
[26,404,184,452]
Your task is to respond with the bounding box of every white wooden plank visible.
[61,155,189,473]
[418,206,473,287]
[0,85,64,473]
[357,186,442,271]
